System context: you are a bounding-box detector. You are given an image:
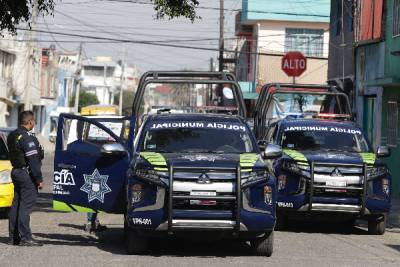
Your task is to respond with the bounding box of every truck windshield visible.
[141,127,254,154]
[267,92,350,119]
[281,130,370,153]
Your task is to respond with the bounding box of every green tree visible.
[1,0,200,33]
[114,90,135,116]
[69,90,99,112]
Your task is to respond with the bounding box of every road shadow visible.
[32,226,254,257]
[33,228,126,255]
[34,232,98,247]
[58,223,85,231]
[33,192,67,214]
[277,219,368,235]
[385,244,400,253]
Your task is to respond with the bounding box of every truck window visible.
[141,126,255,154]
[267,93,349,120]
[281,129,370,152]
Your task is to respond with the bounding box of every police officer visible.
[7,111,44,246]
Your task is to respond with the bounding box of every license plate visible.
[190,200,217,206]
[190,191,217,206]
[326,180,347,187]
[190,191,216,196]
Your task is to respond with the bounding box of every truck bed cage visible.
[167,165,242,233]
[132,71,247,121]
[253,83,352,139]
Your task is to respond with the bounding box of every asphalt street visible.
[0,154,399,267]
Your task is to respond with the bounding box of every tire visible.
[368,215,386,235]
[126,228,149,255]
[251,231,274,257]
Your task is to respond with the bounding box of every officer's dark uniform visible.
[7,126,44,243]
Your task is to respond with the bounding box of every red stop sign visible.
[281,51,307,77]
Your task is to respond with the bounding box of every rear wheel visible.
[126,229,149,255]
[368,215,386,235]
[251,231,274,257]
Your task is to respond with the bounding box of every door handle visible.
[57,163,77,170]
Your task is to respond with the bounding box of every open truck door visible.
[53,114,135,214]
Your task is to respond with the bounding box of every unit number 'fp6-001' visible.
[132,218,152,225]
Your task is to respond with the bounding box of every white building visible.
[81,57,118,105]
[0,33,42,128]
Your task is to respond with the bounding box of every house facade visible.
[351,0,400,197]
[328,0,356,101]
[235,0,331,97]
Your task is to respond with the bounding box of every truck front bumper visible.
[127,165,276,233]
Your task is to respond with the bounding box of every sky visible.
[28,0,241,73]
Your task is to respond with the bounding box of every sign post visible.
[281,51,307,84]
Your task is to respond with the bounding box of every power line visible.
[60,0,330,18]
[17,27,309,57]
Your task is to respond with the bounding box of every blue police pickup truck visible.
[52,71,279,256]
[260,118,391,234]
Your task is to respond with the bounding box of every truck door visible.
[53,114,135,214]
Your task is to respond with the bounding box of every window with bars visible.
[0,50,15,79]
[284,28,324,57]
[387,101,398,147]
[394,0,400,36]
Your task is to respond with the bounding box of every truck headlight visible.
[367,166,387,178]
[135,169,160,182]
[242,170,267,187]
[282,161,310,177]
[0,170,12,184]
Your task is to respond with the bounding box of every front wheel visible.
[250,231,274,257]
[126,229,149,255]
[368,215,386,235]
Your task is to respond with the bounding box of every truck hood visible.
[136,152,264,170]
[282,149,377,165]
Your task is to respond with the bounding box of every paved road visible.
[0,154,399,267]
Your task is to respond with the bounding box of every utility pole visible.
[118,44,126,115]
[209,57,214,71]
[219,0,224,72]
[74,42,83,114]
[24,0,39,111]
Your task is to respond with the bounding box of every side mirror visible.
[376,146,390,158]
[264,144,283,159]
[101,143,128,157]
